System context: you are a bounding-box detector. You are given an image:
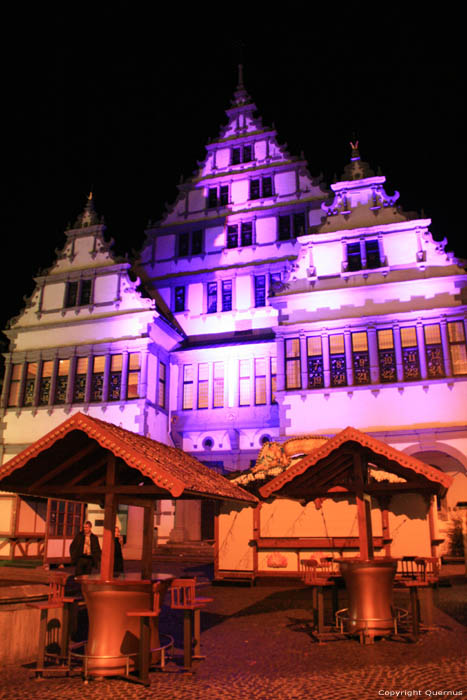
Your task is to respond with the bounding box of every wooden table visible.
[77,573,174,677]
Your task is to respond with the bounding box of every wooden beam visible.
[29,444,98,488]
[67,455,108,486]
[353,451,373,559]
[141,501,155,580]
[99,453,116,581]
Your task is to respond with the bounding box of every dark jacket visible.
[70,531,101,567]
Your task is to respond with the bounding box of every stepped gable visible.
[150,65,323,230]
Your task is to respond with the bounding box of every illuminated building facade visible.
[1,76,466,555]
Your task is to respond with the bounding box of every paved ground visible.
[1,562,466,700]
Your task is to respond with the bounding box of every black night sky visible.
[3,7,465,341]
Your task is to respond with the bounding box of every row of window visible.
[5,353,162,408]
[206,176,274,210]
[176,212,309,258]
[284,321,467,390]
[174,273,282,313]
[182,357,277,410]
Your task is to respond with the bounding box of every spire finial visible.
[237,63,244,89]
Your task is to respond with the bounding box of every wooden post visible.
[353,450,373,560]
[141,501,155,580]
[100,453,116,580]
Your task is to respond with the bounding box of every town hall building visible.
[1,74,466,562]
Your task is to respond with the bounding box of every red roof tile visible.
[0,413,257,504]
[259,426,452,498]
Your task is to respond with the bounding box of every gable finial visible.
[237,62,244,89]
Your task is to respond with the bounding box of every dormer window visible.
[232,144,253,165]
[64,279,93,308]
[345,239,382,272]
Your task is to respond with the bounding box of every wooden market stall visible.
[0,412,257,675]
[215,427,451,582]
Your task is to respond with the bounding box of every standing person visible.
[113,526,124,575]
[70,521,101,576]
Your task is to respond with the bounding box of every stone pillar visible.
[139,348,149,399]
[169,500,201,543]
[367,326,379,383]
[121,351,129,401]
[393,325,404,382]
[0,360,12,408]
[123,505,145,560]
[322,333,331,388]
[344,329,353,386]
[275,336,285,392]
[439,317,452,376]
[416,321,428,379]
[299,332,307,390]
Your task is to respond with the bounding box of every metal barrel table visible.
[77,573,174,677]
[338,558,397,643]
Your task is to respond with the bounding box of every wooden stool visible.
[126,581,163,686]
[300,559,337,635]
[169,578,212,670]
[28,571,76,678]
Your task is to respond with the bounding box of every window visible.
[90,356,105,402]
[352,332,370,385]
[278,212,306,240]
[213,362,224,408]
[108,355,122,401]
[424,324,444,378]
[232,144,253,164]
[208,185,228,208]
[307,336,324,388]
[269,272,282,296]
[73,358,88,403]
[365,240,381,269]
[198,363,209,408]
[329,334,346,387]
[158,361,166,408]
[127,353,140,399]
[7,364,22,407]
[254,276,266,307]
[226,222,253,248]
[285,338,301,390]
[271,357,277,403]
[183,365,193,409]
[401,327,420,381]
[255,358,267,405]
[178,230,203,257]
[207,282,217,314]
[39,361,54,405]
[222,280,232,311]
[65,279,92,308]
[346,240,382,272]
[207,280,232,313]
[377,329,397,383]
[250,176,273,200]
[48,500,84,538]
[347,242,362,272]
[23,362,38,406]
[55,359,69,404]
[239,359,251,405]
[174,286,185,312]
[448,321,467,375]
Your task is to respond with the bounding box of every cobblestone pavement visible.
[1,568,466,700]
